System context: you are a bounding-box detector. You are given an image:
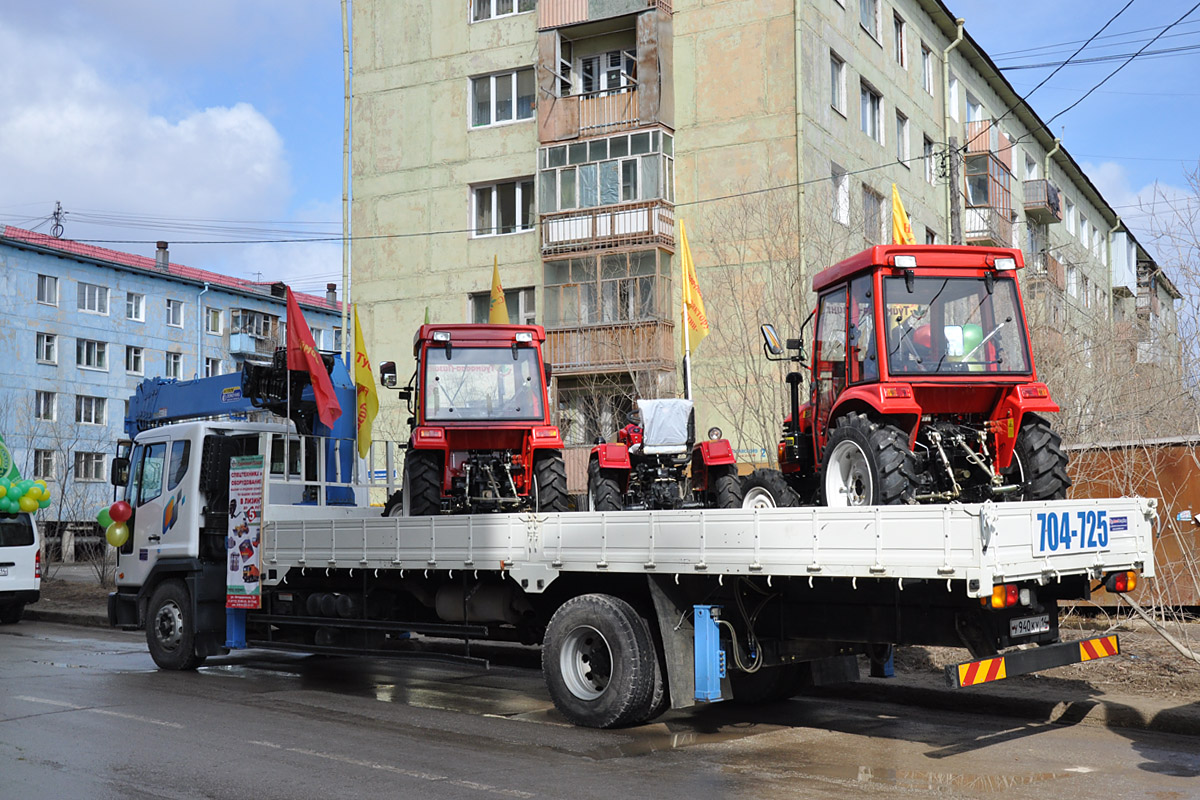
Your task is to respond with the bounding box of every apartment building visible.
[351,0,1179,481]
[0,226,343,535]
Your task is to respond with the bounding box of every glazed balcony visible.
[538,0,671,29]
[1024,179,1063,224]
[964,119,1013,172]
[544,319,675,375]
[541,199,674,254]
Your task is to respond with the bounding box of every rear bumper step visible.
[946,635,1120,688]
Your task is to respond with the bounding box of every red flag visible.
[286,288,342,429]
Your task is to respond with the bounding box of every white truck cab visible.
[0,511,41,623]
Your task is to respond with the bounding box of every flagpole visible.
[681,222,692,402]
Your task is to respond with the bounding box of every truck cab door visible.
[116,439,169,588]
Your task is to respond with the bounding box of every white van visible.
[0,512,41,623]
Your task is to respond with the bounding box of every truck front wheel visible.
[542,594,656,728]
[146,579,206,670]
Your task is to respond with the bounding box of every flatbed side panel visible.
[261,499,1153,595]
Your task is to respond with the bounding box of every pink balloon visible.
[110,500,133,523]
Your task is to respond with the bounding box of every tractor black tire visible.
[729,664,807,704]
[820,412,917,506]
[542,594,657,728]
[740,469,800,509]
[587,460,623,512]
[1006,416,1071,501]
[146,579,206,671]
[404,449,443,516]
[382,491,403,517]
[0,602,25,624]
[534,453,568,513]
[711,465,744,509]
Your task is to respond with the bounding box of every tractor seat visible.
[637,398,693,455]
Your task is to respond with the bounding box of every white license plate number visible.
[1010,615,1050,637]
[0,567,7,577]
[1034,510,1119,555]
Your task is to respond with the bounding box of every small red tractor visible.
[379,324,566,516]
[587,398,743,510]
[741,244,1070,507]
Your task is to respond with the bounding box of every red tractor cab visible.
[379,324,566,516]
[588,398,742,511]
[742,244,1069,507]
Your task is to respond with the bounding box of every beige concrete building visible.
[351,0,1178,486]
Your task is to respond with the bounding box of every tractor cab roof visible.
[412,323,547,354]
[813,245,1026,292]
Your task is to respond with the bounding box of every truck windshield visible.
[424,347,545,422]
[882,275,1031,376]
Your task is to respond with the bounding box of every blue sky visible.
[0,1,1196,292]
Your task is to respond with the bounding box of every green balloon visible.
[962,324,984,355]
[97,508,114,528]
[0,477,9,489]
[38,498,50,509]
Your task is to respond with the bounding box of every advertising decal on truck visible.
[226,455,264,610]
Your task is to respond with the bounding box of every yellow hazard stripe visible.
[1079,635,1119,663]
[957,656,1007,686]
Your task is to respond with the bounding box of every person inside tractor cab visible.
[888,306,934,371]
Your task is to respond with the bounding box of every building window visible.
[36,332,57,364]
[859,0,879,39]
[205,358,222,378]
[166,299,184,327]
[965,91,984,123]
[543,250,671,327]
[893,14,907,68]
[964,154,1012,215]
[921,44,934,94]
[579,50,636,97]
[471,0,535,23]
[1024,153,1038,181]
[860,82,882,144]
[1083,276,1092,309]
[126,292,145,321]
[37,274,58,306]
[473,178,535,236]
[333,328,343,352]
[948,75,959,121]
[205,307,222,335]
[76,395,106,425]
[471,68,536,127]
[35,391,55,422]
[470,286,537,324]
[76,339,107,371]
[925,228,938,245]
[166,352,183,379]
[831,164,850,225]
[830,52,846,114]
[33,450,54,481]
[539,131,673,213]
[923,136,937,184]
[1080,217,1090,247]
[74,452,105,482]
[1064,198,1076,235]
[862,185,885,243]
[126,346,144,375]
[895,111,909,163]
[1067,265,1078,298]
[231,309,279,339]
[77,282,109,315]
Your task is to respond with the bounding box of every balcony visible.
[964,119,1013,172]
[229,332,278,358]
[541,199,674,254]
[539,0,670,29]
[1028,252,1065,290]
[544,319,675,375]
[1023,179,1062,224]
[963,206,1014,248]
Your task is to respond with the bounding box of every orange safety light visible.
[1105,571,1138,593]
[983,583,1020,609]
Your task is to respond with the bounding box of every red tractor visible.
[379,324,566,516]
[587,398,743,510]
[741,244,1070,508]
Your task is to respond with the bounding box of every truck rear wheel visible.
[146,579,205,671]
[820,413,916,506]
[542,594,656,728]
[404,449,443,516]
[741,469,800,509]
[1006,417,1071,501]
[587,460,622,512]
[534,453,568,513]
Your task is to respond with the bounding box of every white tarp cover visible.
[637,398,692,452]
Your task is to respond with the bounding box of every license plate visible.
[1010,614,1050,637]
[1034,509,1112,555]
[0,567,7,577]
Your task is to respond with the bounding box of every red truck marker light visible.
[35,550,41,579]
[1105,571,1138,593]
[1019,385,1050,399]
[532,426,560,440]
[983,583,1020,609]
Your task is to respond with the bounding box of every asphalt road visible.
[3,621,1200,800]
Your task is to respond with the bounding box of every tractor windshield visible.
[882,275,1031,376]
[424,346,545,422]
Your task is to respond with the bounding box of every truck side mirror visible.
[760,324,784,356]
[110,457,130,487]
[379,361,397,389]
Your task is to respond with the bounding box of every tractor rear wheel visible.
[403,449,444,516]
[741,469,800,509]
[820,413,916,506]
[711,465,743,508]
[587,460,623,512]
[1006,417,1071,501]
[534,453,568,512]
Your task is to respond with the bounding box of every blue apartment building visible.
[0,226,343,537]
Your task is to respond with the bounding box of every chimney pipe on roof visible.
[326,283,337,304]
[156,241,169,270]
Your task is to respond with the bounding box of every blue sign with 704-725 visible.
[1034,510,1111,555]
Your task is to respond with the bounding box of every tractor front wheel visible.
[403,449,444,516]
[1006,417,1071,501]
[820,413,916,506]
[534,453,568,512]
[741,469,800,509]
[587,460,623,512]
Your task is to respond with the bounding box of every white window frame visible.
[923,136,937,185]
[33,450,54,481]
[76,395,106,426]
[1067,265,1078,298]
[205,307,223,335]
[165,352,183,379]
[470,286,537,325]
[74,452,105,482]
[948,75,960,121]
[205,357,222,378]
[921,44,934,94]
[472,178,536,237]
[125,345,144,375]
[831,164,850,226]
[470,67,536,128]
[1024,154,1038,181]
[126,292,145,322]
[77,282,109,315]
[830,51,846,115]
[859,0,880,40]
[895,111,909,164]
[35,391,56,422]
[578,50,636,97]
[36,332,57,364]
[37,274,58,306]
[965,92,984,123]
[893,13,907,68]
[76,339,107,371]
[231,309,278,339]
[166,299,184,328]
[471,0,535,24]
[860,81,883,144]
[1065,198,1076,235]
[862,185,885,243]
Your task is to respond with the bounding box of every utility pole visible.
[51,201,65,238]
[947,138,963,245]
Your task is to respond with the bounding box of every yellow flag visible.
[489,256,509,324]
[892,183,916,245]
[352,304,379,459]
[679,221,710,353]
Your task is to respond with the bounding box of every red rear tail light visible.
[532,427,560,440]
[881,386,912,399]
[1105,571,1138,593]
[35,550,41,579]
[982,583,1020,609]
[1019,385,1050,399]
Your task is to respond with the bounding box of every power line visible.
[988,18,1200,59]
[999,41,1200,71]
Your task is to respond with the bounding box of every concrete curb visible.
[24,607,110,629]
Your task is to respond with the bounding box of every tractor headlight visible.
[708,427,723,441]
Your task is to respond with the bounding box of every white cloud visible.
[1079,160,1196,257]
